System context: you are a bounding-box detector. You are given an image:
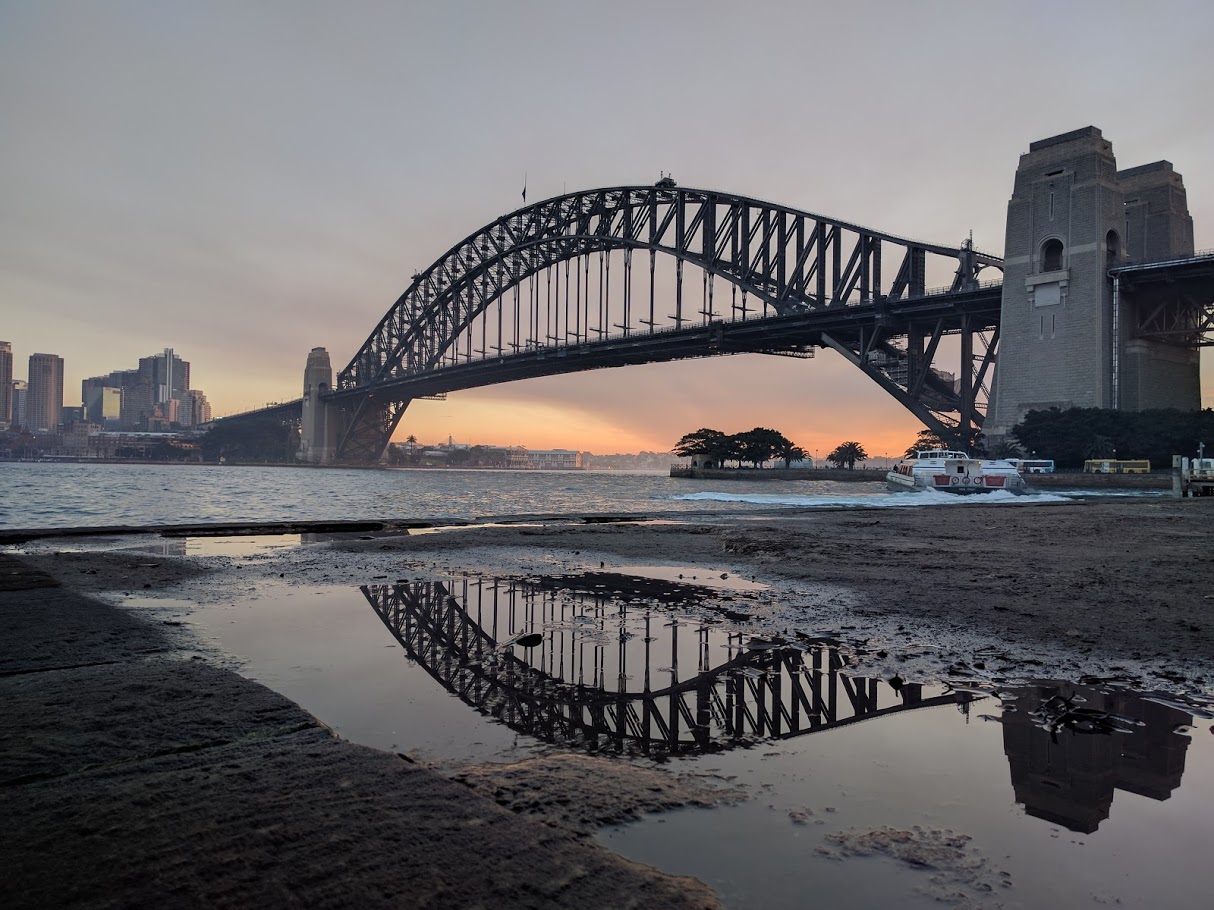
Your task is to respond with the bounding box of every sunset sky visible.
[3,1,1212,457]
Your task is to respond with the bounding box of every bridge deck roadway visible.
[328,284,1003,405]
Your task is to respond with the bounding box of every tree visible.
[200,417,299,463]
[987,438,1024,460]
[903,426,985,457]
[1084,434,1116,459]
[826,441,868,469]
[673,428,731,468]
[734,427,790,468]
[778,442,808,468]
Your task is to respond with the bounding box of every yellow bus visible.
[1083,459,1150,474]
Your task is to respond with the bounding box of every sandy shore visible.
[3,495,1213,908]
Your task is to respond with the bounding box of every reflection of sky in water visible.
[128,571,1213,910]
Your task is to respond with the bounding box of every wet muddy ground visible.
[7,497,1214,908]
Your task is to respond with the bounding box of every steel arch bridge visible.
[363,577,971,756]
[247,185,1008,461]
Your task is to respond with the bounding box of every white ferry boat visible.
[886,449,1028,495]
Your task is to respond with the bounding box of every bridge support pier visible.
[987,127,1199,438]
[299,347,338,464]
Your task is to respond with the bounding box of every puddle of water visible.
[362,577,925,757]
[149,570,1214,908]
[172,533,306,557]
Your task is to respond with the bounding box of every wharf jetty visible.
[1173,455,1214,497]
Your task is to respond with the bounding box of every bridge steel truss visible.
[1110,252,1214,347]
[330,187,1005,461]
[362,580,969,756]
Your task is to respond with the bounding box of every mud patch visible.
[449,753,745,834]
[817,826,1011,907]
[7,545,214,595]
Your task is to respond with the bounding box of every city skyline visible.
[0,340,212,433]
[3,3,1212,456]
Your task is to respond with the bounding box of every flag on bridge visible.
[522,173,527,204]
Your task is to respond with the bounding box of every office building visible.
[26,353,64,431]
[83,377,123,425]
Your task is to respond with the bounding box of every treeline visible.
[673,428,871,469]
[1010,407,1214,469]
[674,428,805,468]
[199,417,299,463]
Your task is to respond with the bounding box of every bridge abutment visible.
[987,127,1200,438]
[299,347,338,464]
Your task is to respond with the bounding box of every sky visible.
[3,0,1213,458]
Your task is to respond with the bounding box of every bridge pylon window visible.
[1041,238,1064,272]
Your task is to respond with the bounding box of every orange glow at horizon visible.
[387,354,928,458]
[393,398,924,457]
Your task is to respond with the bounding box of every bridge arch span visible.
[331,186,1003,460]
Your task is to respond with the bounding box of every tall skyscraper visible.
[138,348,190,403]
[0,342,12,428]
[26,353,64,432]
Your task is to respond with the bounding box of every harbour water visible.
[0,462,1118,531]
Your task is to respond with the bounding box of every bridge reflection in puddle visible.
[361,574,1208,839]
[362,575,972,758]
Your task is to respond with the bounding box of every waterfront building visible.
[62,429,197,459]
[61,406,85,427]
[0,342,12,428]
[11,380,27,429]
[26,352,64,432]
[505,448,583,469]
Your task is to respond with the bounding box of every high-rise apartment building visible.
[26,353,64,432]
[178,389,212,427]
[11,380,27,429]
[0,341,12,428]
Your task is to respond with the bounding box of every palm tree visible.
[988,439,1023,460]
[778,442,808,468]
[826,441,868,470]
[1084,434,1116,459]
